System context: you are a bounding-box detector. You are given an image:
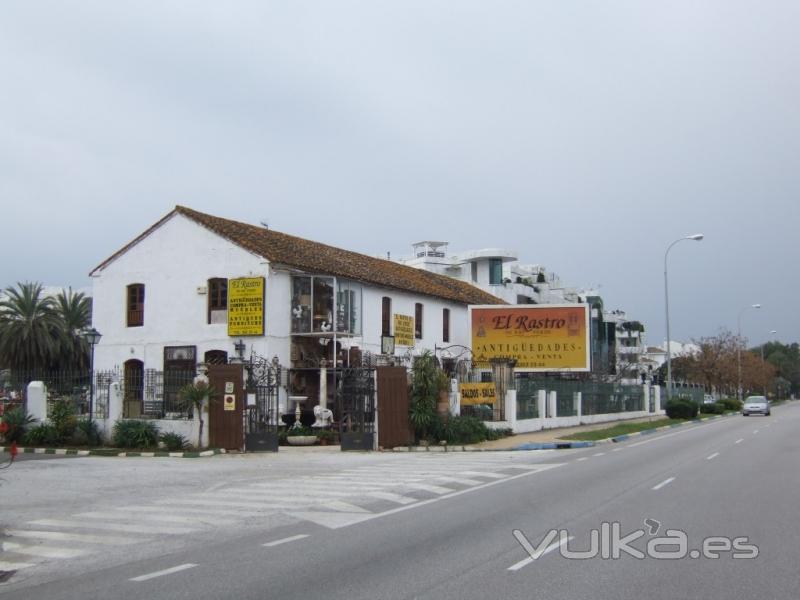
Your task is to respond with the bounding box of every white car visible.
[742,396,770,416]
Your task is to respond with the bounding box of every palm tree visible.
[53,288,92,371]
[0,282,60,372]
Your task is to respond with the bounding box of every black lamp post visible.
[83,328,102,423]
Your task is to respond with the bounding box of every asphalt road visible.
[3,404,798,599]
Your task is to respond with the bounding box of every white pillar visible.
[548,391,557,419]
[537,389,547,422]
[643,385,650,413]
[26,382,47,423]
[107,382,123,423]
[319,366,327,410]
[654,386,662,414]
[576,391,582,421]
[505,389,517,428]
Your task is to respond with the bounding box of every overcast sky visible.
[1,1,797,347]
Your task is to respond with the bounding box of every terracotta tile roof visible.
[91,206,504,307]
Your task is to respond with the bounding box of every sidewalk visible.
[469,415,667,450]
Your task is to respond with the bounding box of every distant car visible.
[703,394,715,404]
[742,396,770,416]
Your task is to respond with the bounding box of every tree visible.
[409,351,445,442]
[53,288,92,371]
[179,380,214,448]
[0,282,60,371]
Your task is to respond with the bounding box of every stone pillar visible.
[505,389,517,428]
[26,382,47,423]
[548,391,557,419]
[643,385,650,413]
[576,391,582,421]
[653,386,662,414]
[537,389,547,422]
[319,366,327,410]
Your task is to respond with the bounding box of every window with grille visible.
[415,303,423,339]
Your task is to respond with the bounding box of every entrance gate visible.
[244,354,281,452]
[337,366,376,451]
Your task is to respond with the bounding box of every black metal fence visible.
[124,369,195,419]
[0,370,115,419]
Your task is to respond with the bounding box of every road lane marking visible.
[4,529,143,545]
[706,452,720,460]
[508,534,574,571]
[130,563,197,582]
[576,457,588,462]
[652,477,676,491]
[627,417,730,448]
[262,534,309,547]
[611,448,622,452]
[592,453,605,457]
[367,491,418,505]
[0,561,36,571]
[1,541,89,559]
[29,519,196,536]
[753,430,759,434]
[735,439,744,444]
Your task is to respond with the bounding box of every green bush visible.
[49,400,77,443]
[699,402,724,415]
[24,423,60,446]
[717,398,742,412]
[444,415,490,444]
[72,419,102,446]
[665,399,699,419]
[287,425,314,437]
[113,420,160,449]
[486,427,514,441]
[1,408,36,443]
[160,431,189,451]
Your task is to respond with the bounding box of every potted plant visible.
[286,425,317,446]
[315,429,335,446]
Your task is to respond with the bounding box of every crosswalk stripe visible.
[157,498,286,510]
[4,529,144,546]
[120,505,266,518]
[73,511,236,526]
[455,471,506,479]
[366,491,417,505]
[29,519,197,535]
[0,560,37,571]
[403,483,454,495]
[2,541,89,559]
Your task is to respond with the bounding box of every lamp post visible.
[736,304,761,402]
[761,330,777,396]
[663,234,704,402]
[82,328,102,424]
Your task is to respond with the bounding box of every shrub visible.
[1,408,36,443]
[113,420,160,448]
[444,415,490,444]
[24,423,60,446]
[287,425,314,437]
[665,399,699,419]
[699,402,724,415]
[717,398,742,412]
[49,400,77,443]
[72,419,102,446]
[486,427,513,441]
[160,431,189,451]
[315,429,334,441]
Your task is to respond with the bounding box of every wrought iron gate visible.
[337,366,376,451]
[244,354,281,452]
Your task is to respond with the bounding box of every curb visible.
[390,440,595,452]
[572,412,736,446]
[0,446,227,458]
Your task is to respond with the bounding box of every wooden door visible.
[208,363,244,450]
[377,366,412,448]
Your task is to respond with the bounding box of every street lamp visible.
[736,304,761,402]
[663,233,704,402]
[761,330,777,396]
[83,327,102,423]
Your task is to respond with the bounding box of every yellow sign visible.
[223,394,236,411]
[394,314,415,347]
[470,304,590,372]
[460,383,497,406]
[228,277,265,336]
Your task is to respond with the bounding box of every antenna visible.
[260,220,269,230]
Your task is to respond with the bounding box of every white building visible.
[89,206,502,422]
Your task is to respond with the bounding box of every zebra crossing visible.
[0,453,561,579]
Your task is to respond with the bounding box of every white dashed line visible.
[706,452,720,460]
[130,563,197,582]
[576,457,588,462]
[735,439,744,444]
[592,453,605,457]
[652,477,676,491]
[263,534,309,548]
[508,534,573,571]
